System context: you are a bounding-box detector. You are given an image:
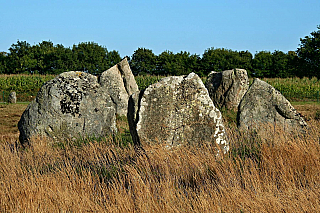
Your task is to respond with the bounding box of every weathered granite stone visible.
[128,72,229,153]
[8,91,17,103]
[100,58,139,116]
[205,68,249,110]
[238,78,307,131]
[18,71,117,146]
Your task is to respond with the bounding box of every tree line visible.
[0,41,121,75]
[0,26,319,78]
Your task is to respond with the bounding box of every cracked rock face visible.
[100,58,139,116]
[18,71,117,146]
[238,78,307,131]
[128,72,229,153]
[205,68,249,110]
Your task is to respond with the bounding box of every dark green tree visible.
[32,41,56,74]
[105,50,122,69]
[175,51,200,76]
[72,42,111,75]
[3,40,121,75]
[252,51,273,77]
[130,48,157,75]
[287,51,299,77]
[156,50,175,75]
[239,51,253,76]
[297,25,320,78]
[50,44,76,74]
[272,50,288,78]
[201,47,243,75]
[0,52,8,74]
[7,40,37,74]
[157,51,200,76]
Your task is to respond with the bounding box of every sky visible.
[0,0,319,57]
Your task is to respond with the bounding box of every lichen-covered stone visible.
[8,91,17,103]
[18,71,117,146]
[205,68,249,110]
[100,58,139,116]
[238,78,307,131]
[128,73,229,153]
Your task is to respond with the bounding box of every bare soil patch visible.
[0,104,28,139]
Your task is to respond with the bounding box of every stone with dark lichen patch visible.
[128,72,229,153]
[18,71,117,146]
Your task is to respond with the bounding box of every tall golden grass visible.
[1,117,320,212]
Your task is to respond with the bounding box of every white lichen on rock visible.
[128,72,229,153]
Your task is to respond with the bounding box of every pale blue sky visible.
[0,0,319,57]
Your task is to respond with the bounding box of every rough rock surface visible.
[238,78,307,131]
[100,58,139,116]
[128,72,229,153]
[8,91,17,103]
[205,68,249,110]
[18,71,117,145]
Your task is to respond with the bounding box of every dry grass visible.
[293,103,320,121]
[0,104,320,212]
[0,104,28,140]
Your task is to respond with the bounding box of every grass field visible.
[261,77,320,102]
[1,103,320,212]
[1,74,320,102]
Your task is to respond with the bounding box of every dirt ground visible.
[293,103,320,121]
[0,103,28,139]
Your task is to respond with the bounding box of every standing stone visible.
[205,69,249,110]
[238,78,307,131]
[18,71,117,146]
[8,92,17,103]
[100,58,139,116]
[128,72,229,153]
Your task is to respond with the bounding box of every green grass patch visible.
[261,77,320,102]
[291,101,320,105]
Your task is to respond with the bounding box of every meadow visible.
[261,77,320,102]
[0,101,320,212]
[1,74,320,212]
